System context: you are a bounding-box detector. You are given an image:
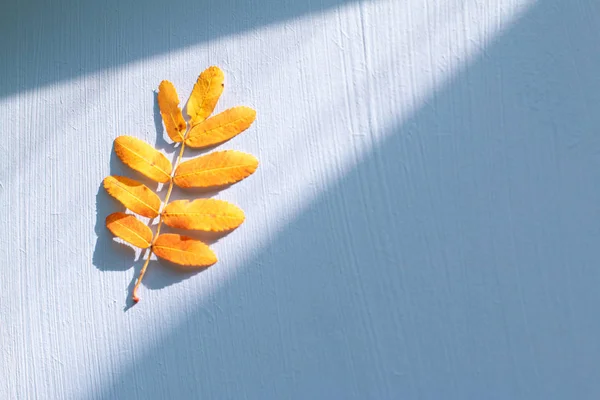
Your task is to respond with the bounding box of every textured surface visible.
[2,0,600,399]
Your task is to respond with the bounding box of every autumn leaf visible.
[173,150,258,189]
[187,66,224,126]
[106,212,153,248]
[103,66,259,304]
[103,175,161,218]
[114,136,173,183]
[157,80,187,142]
[153,233,217,267]
[185,106,256,148]
[162,199,245,232]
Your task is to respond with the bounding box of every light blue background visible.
[2,0,600,399]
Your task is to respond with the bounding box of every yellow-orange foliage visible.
[101,66,258,303]
[162,199,245,232]
[153,234,217,267]
[103,176,161,218]
[185,106,256,148]
[186,66,225,126]
[174,150,259,189]
[114,135,173,182]
[106,212,153,248]
[157,80,187,142]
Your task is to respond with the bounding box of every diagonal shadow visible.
[0,0,359,100]
[93,1,600,399]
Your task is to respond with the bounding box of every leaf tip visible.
[158,79,174,89]
[207,65,224,75]
[102,175,112,189]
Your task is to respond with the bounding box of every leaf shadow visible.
[161,225,234,246]
[93,150,161,274]
[123,257,150,311]
[153,90,171,151]
[185,141,238,155]
[168,185,226,202]
[141,259,208,291]
[92,184,136,271]
[109,150,161,192]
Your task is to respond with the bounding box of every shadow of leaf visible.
[123,257,150,311]
[109,150,161,192]
[142,259,207,291]
[160,225,234,246]
[153,90,171,151]
[92,235,136,271]
[168,185,226,202]
[93,185,135,271]
[93,151,161,273]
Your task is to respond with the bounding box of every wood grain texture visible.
[3,0,600,399]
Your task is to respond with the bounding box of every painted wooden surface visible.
[2,0,600,398]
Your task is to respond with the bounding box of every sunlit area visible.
[3,0,600,398]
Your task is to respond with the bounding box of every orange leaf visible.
[162,199,245,232]
[187,66,224,126]
[103,176,161,218]
[173,150,258,189]
[153,233,217,267]
[105,212,153,248]
[114,136,172,183]
[185,106,256,148]
[158,80,187,142]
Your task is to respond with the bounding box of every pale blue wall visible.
[2,0,600,399]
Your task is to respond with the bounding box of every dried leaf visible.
[105,212,153,248]
[162,199,245,232]
[103,175,161,218]
[114,136,173,183]
[173,150,258,189]
[102,66,260,303]
[153,233,217,267]
[185,106,256,148]
[187,66,224,126]
[158,80,187,142]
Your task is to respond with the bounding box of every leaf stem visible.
[132,140,187,303]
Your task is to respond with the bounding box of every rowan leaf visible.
[102,66,261,303]
[158,80,187,142]
[185,106,256,148]
[162,199,245,232]
[114,135,173,183]
[153,233,217,267]
[103,175,161,218]
[173,150,259,189]
[187,66,224,126]
[105,212,153,248]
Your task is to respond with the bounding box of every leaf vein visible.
[175,164,256,179]
[164,212,240,218]
[120,142,171,179]
[113,220,150,246]
[197,116,252,136]
[112,181,159,214]
[154,245,200,256]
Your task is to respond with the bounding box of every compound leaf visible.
[162,199,245,232]
[187,66,224,126]
[173,150,258,189]
[158,80,187,142]
[185,106,256,148]
[103,175,161,218]
[114,135,172,183]
[105,212,153,248]
[153,233,217,267]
